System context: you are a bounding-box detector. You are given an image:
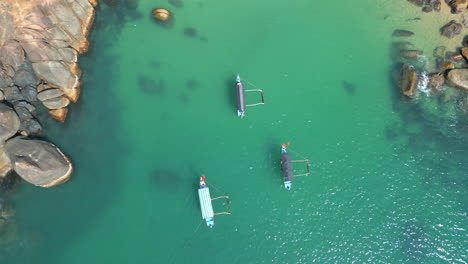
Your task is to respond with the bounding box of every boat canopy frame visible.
[244,89,265,107]
[211,196,231,215]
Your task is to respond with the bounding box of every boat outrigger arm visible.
[198,176,231,228]
[235,74,265,118]
[281,144,311,190]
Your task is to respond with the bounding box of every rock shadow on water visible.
[102,0,143,19]
[177,93,189,104]
[262,140,283,183]
[0,174,21,199]
[151,169,182,190]
[138,76,166,96]
[396,220,430,263]
[186,79,199,90]
[224,74,237,112]
[151,60,161,69]
[341,80,356,95]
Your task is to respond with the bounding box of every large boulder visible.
[32,61,79,98]
[461,47,468,60]
[396,64,419,97]
[0,104,20,142]
[5,137,72,187]
[441,20,463,38]
[447,69,468,91]
[439,60,455,71]
[428,72,445,94]
[49,108,68,122]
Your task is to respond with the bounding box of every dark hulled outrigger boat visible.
[280,144,311,190]
[235,74,265,118]
[198,176,231,228]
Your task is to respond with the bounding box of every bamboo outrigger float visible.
[235,74,265,118]
[198,176,231,228]
[280,144,311,190]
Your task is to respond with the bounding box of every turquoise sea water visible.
[2,0,467,263]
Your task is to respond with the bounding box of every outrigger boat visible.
[280,144,311,190]
[235,74,265,118]
[198,176,231,228]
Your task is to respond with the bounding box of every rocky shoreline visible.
[0,0,96,251]
[0,0,97,188]
[394,0,468,100]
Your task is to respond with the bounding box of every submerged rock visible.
[407,0,425,6]
[434,46,446,58]
[433,0,441,11]
[186,79,199,90]
[447,0,467,14]
[169,0,184,8]
[392,41,414,50]
[422,5,433,12]
[5,137,72,187]
[341,80,357,94]
[447,69,468,91]
[393,29,415,37]
[138,76,165,95]
[441,20,462,38]
[400,50,423,59]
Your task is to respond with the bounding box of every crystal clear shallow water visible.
[3,0,468,263]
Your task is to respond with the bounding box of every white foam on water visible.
[417,71,430,96]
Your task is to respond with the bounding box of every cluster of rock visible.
[408,0,467,13]
[0,0,96,187]
[395,45,468,96]
[393,1,468,97]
